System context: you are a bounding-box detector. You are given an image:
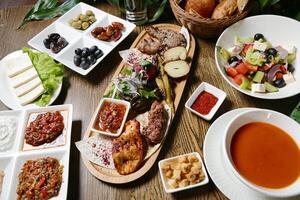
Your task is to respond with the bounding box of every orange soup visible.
[231,122,300,189]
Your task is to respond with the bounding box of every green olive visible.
[86,10,94,16]
[72,21,82,29]
[89,16,96,23]
[79,14,85,20]
[74,16,80,21]
[82,22,89,30]
[82,15,90,22]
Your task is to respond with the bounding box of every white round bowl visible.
[222,109,300,198]
[215,15,300,99]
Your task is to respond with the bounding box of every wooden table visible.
[0,1,299,200]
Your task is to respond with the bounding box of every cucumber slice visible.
[240,78,250,89]
[253,71,264,83]
[264,82,279,92]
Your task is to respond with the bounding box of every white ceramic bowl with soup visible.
[222,109,300,198]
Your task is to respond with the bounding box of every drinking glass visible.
[125,0,147,25]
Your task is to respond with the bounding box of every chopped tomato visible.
[235,63,248,75]
[280,66,287,74]
[241,44,253,56]
[40,189,48,198]
[245,62,258,72]
[226,67,238,78]
[233,74,245,85]
[276,72,283,80]
[36,177,46,189]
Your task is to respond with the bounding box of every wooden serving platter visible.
[82,23,196,184]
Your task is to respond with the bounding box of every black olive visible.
[254,33,264,41]
[81,57,86,62]
[91,58,96,65]
[51,46,61,54]
[89,45,98,53]
[266,48,277,56]
[74,55,81,66]
[80,61,90,70]
[83,47,90,53]
[48,33,60,42]
[288,64,295,73]
[57,37,68,48]
[81,50,89,57]
[94,49,103,59]
[273,79,286,88]
[87,55,95,64]
[43,38,51,49]
[75,48,82,56]
[228,56,239,64]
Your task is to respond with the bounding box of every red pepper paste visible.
[96,101,126,133]
[191,91,218,115]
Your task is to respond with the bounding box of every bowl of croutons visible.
[169,0,252,38]
[158,152,209,193]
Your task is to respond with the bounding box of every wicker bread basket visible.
[169,0,252,38]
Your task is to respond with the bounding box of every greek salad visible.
[218,33,297,93]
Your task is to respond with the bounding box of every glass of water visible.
[125,0,147,25]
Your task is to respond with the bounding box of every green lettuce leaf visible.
[23,47,64,106]
[245,48,266,66]
[234,36,254,45]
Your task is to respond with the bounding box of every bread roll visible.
[212,0,238,19]
[185,0,216,18]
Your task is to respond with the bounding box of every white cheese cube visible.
[18,84,44,106]
[253,41,268,52]
[283,72,295,84]
[14,76,42,97]
[10,67,38,88]
[5,54,33,78]
[251,83,266,93]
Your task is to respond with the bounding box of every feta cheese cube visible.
[283,72,295,84]
[251,83,266,93]
[253,41,268,52]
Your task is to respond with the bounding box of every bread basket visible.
[169,0,252,38]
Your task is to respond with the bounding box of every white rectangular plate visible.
[0,104,73,200]
[28,2,136,76]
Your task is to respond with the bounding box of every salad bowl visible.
[215,15,300,99]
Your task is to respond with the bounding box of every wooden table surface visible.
[0,1,299,200]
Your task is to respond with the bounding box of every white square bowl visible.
[8,150,69,200]
[0,156,16,200]
[185,82,226,121]
[0,110,24,155]
[28,22,81,58]
[91,98,130,137]
[158,152,209,193]
[56,36,111,75]
[17,104,73,153]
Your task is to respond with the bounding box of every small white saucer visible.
[203,108,300,200]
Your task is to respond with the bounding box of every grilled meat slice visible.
[145,26,187,52]
[143,101,165,145]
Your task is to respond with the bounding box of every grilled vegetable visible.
[164,60,190,78]
[163,46,187,62]
[158,55,174,113]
